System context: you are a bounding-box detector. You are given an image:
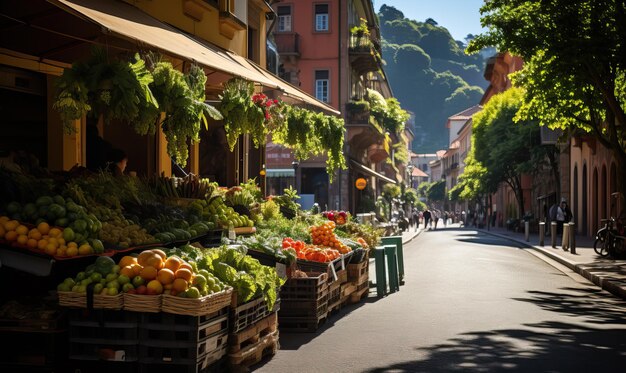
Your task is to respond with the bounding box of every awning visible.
[224,51,340,115]
[349,159,396,184]
[51,0,339,115]
[51,0,279,88]
[266,169,295,178]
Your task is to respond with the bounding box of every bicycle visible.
[594,217,626,258]
[594,218,613,257]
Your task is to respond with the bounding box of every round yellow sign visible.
[355,178,367,190]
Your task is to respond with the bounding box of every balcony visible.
[274,32,300,57]
[349,35,382,75]
[345,100,370,125]
[219,0,247,39]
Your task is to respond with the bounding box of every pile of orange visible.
[309,221,351,254]
[0,216,93,257]
[118,248,196,296]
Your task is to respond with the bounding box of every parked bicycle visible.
[594,217,626,258]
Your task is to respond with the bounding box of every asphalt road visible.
[253,227,626,373]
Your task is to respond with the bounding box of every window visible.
[315,4,329,31]
[315,70,329,102]
[277,6,292,32]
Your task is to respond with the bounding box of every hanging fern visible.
[219,78,266,150]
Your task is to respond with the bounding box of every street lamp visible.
[292,160,299,193]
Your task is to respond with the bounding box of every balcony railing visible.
[345,101,370,125]
[349,35,382,74]
[274,32,300,56]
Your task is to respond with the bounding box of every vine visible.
[219,78,263,150]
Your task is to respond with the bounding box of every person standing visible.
[422,208,432,230]
[556,198,572,239]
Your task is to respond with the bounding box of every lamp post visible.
[292,160,299,193]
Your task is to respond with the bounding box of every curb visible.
[478,229,626,300]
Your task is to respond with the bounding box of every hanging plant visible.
[315,113,347,179]
[149,61,222,167]
[52,48,161,135]
[219,78,265,150]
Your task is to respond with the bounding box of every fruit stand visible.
[0,168,380,372]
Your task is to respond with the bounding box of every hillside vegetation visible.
[378,5,490,152]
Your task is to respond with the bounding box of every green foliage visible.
[377,5,488,152]
[218,78,264,151]
[365,89,409,135]
[467,0,626,196]
[382,183,401,200]
[418,180,446,202]
[401,188,418,206]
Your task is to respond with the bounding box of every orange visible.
[137,250,155,266]
[48,228,62,238]
[157,268,175,285]
[45,244,57,256]
[37,239,48,250]
[55,248,67,257]
[66,246,78,257]
[47,238,59,248]
[120,265,136,278]
[152,248,167,261]
[172,278,188,293]
[4,230,18,242]
[146,280,163,295]
[178,262,193,272]
[130,264,143,277]
[119,255,138,268]
[26,238,38,249]
[37,222,50,235]
[174,268,193,282]
[17,234,28,246]
[28,228,42,240]
[78,244,93,255]
[67,241,78,249]
[164,256,182,272]
[140,266,158,281]
[15,225,28,236]
[4,220,19,231]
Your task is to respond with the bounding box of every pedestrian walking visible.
[411,208,419,230]
[433,210,439,230]
[423,208,432,230]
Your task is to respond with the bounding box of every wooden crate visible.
[228,312,277,353]
[227,330,278,369]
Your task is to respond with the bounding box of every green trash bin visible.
[382,236,404,285]
[383,244,399,293]
[373,246,387,297]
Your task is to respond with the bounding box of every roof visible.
[412,168,428,177]
[446,105,482,128]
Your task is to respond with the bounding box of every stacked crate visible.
[327,268,347,314]
[227,294,280,369]
[138,309,228,372]
[278,272,329,332]
[68,309,139,373]
[345,252,370,304]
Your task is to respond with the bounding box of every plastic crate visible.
[280,272,328,301]
[139,314,228,347]
[279,291,328,318]
[139,331,228,365]
[229,296,280,334]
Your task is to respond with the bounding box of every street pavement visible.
[400,221,626,300]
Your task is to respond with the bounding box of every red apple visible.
[327,212,335,221]
[136,285,147,295]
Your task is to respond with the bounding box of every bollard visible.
[539,222,545,246]
[551,222,557,248]
[569,222,576,254]
[562,223,570,251]
[524,221,530,242]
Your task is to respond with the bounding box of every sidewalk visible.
[474,224,626,300]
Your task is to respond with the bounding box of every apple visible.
[105,273,118,282]
[117,274,130,285]
[132,276,145,287]
[338,211,347,219]
[106,280,120,289]
[122,283,134,293]
[327,212,335,221]
[107,287,119,296]
[93,283,104,294]
[136,285,147,295]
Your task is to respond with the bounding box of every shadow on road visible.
[363,286,626,372]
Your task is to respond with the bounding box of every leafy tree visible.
[394,44,431,72]
[444,86,484,115]
[381,20,423,45]
[470,88,559,217]
[468,0,626,198]
[378,4,405,22]
[417,180,446,204]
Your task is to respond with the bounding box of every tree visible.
[467,0,626,198]
[470,88,559,218]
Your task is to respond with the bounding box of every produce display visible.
[322,210,349,225]
[56,247,226,298]
[310,221,351,254]
[0,216,103,257]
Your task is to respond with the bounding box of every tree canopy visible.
[467,0,626,196]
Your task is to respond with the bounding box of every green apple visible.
[93,283,104,294]
[106,280,120,289]
[122,283,134,293]
[57,283,71,292]
[117,274,130,285]
[111,265,120,274]
[105,273,118,282]
[75,272,86,281]
[107,287,119,296]
[90,272,102,282]
[132,276,145,287]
